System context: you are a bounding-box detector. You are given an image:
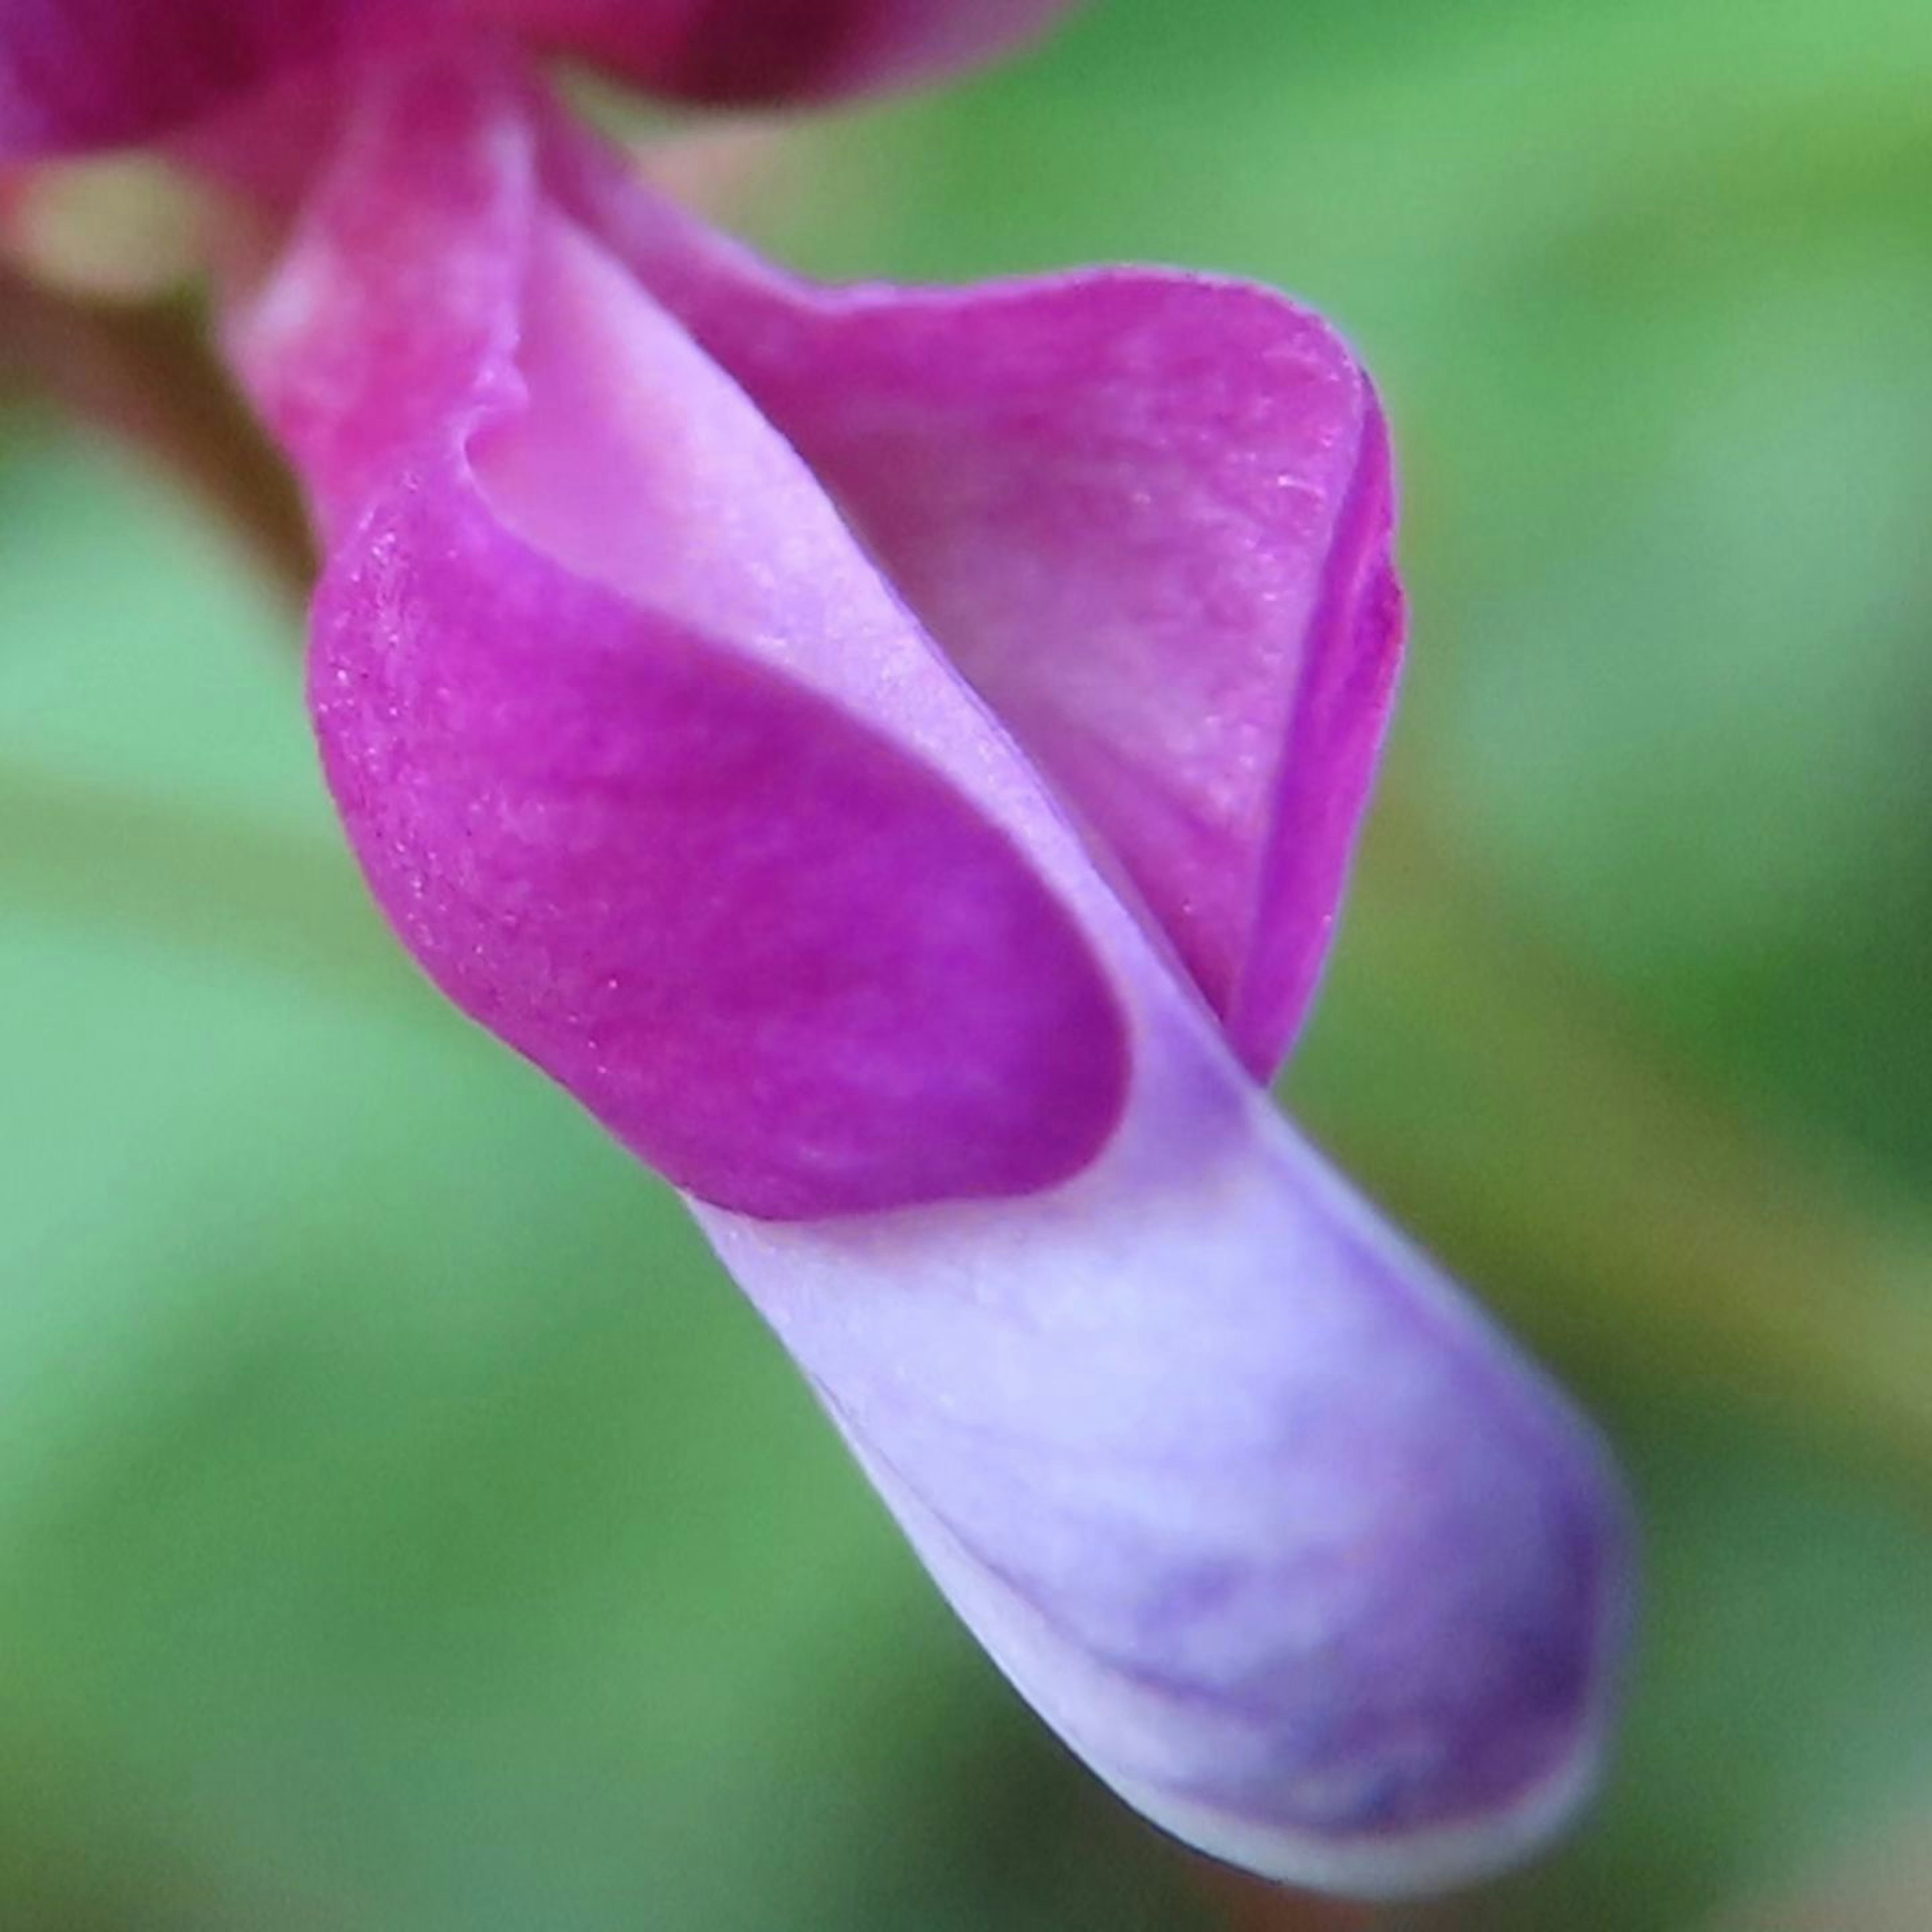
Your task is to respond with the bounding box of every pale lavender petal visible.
[549,149,1402,1081]
[700,1028,1632,1894]
[226,50,1130,1218]
[478,0,1082,105]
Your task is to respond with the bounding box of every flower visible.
[2,1,1632,1897]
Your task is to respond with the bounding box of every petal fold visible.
[550,152,1403,1080]
[701,1062,1631,1893]
[227,48,1130,1219]
[312,460,1129,1217]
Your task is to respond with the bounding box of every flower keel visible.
[703,1064,1630,1894]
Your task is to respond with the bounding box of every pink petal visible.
[315,464,1129,1217]
[227,50,1129,1219]
[477,0,1082,106]
[225,51,529,539]
[549,150,1404,1082]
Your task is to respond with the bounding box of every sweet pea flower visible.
[1,1,1633,1898]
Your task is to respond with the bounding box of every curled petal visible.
[701,1056,1632,1893]
[478,0,1082,105]
[312,461,1128,1217]
[229,49,1129,1218]
[550,150,1402,1080]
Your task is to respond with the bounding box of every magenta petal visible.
[550,162,1403,1080]
[738,279,1402,1082]
[313,461,1126,1217]
[476,0,1081,106]
[228,50,1128,1218]
[701,1059,1631,1892]
[0,0,423,159]
[230,60,531,539]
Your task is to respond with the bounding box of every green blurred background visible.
[5,0,1931,1925]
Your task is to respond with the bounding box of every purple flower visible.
[2,3,1632,1896]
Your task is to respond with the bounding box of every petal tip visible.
[1111,1693,1614,1900]
[1113,1426,1637,1900]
